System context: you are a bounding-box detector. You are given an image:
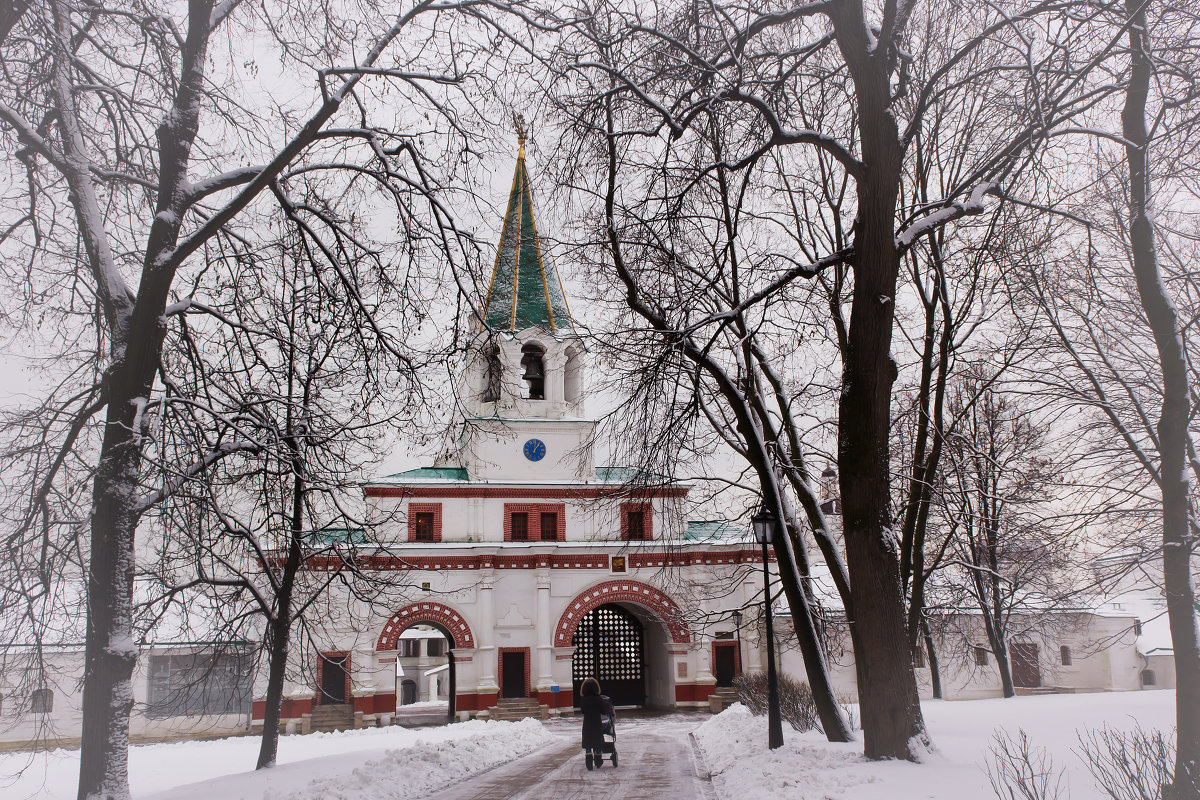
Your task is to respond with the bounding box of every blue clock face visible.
[523,439,547,462]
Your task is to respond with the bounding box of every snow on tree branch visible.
[896,182,1001,250]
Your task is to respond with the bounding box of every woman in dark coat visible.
[579,677,616,770]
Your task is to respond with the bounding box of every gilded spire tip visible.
[514,112,528,154]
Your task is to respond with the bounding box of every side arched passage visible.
[377,602,476,723]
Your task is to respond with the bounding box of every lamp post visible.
[732,610,743,683]
[750,506,785,750]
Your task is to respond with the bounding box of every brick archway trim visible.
[555,580,690,647]
[376,601,476,651]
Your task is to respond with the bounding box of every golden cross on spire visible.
[514,112,528,152]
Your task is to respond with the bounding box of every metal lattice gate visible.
[572,604,646,707]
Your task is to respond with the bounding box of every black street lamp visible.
[750,506,785,750]
[732,609,743,682]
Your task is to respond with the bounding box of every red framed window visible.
[414,513,435,542]
[505,504,565,541]
[621,502,653,540]
[540,512,558,541]
[511,513,529,541]
[407,503,442,542]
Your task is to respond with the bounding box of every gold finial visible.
[514,112,528,152]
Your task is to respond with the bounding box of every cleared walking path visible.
[423,713,716,800]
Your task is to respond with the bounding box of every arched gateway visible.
[376,601,475,651]
[572,604,645,706]
[558,580,691,708]
[376,601,474,722]
[554,580,690,647]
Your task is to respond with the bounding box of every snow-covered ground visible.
[1,717,554,800]
[2,691,1177,800]
[694,690,1177,800]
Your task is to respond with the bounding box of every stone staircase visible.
[485,697,550,721]
[709,686,739,713]
[309,703,355,732]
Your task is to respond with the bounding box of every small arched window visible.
[1060,646,1072,666]
[564,346,583,402]
[482,344,502,403]
[1141,669,1156,687]
[520,344,545,400]
[30,688,53,714]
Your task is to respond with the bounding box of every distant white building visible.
[0,642,252,746]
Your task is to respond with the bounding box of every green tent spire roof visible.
[481,144,572,332]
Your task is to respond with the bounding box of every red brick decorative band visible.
[364,486,689,499]
[287,550,763,573]
[628,550,765,568]
[376,601,476,650]
[555,580,690,647]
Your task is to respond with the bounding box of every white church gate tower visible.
[250,141,769,727]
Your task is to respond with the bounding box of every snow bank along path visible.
[1,717,554,800]
[693,690,1176,800]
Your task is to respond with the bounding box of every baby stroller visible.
[599,700,618,768]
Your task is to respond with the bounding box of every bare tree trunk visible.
[256,490,303,769]
[258,358,309,768]
[996,650,1015,699]
[772,508,854,741]
[902,249,953,655]
[256,609,293,770]
[921,620,942,700]
[969,538,1016,698]
[79,302,181,800]
[74,0,214,793]
[831,2,930,760]
[79,419,141,800]
[981,616,1016,698]
[1122,2,1200,791]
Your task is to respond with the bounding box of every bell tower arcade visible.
[457,138,594,481]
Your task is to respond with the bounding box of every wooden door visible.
[1010,642,1041,688]
[714,643,738,687]
[501,650,527,698]
[320,653,349,704]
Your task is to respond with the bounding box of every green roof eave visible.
[372,467,470,482]
[685,520,749,541]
